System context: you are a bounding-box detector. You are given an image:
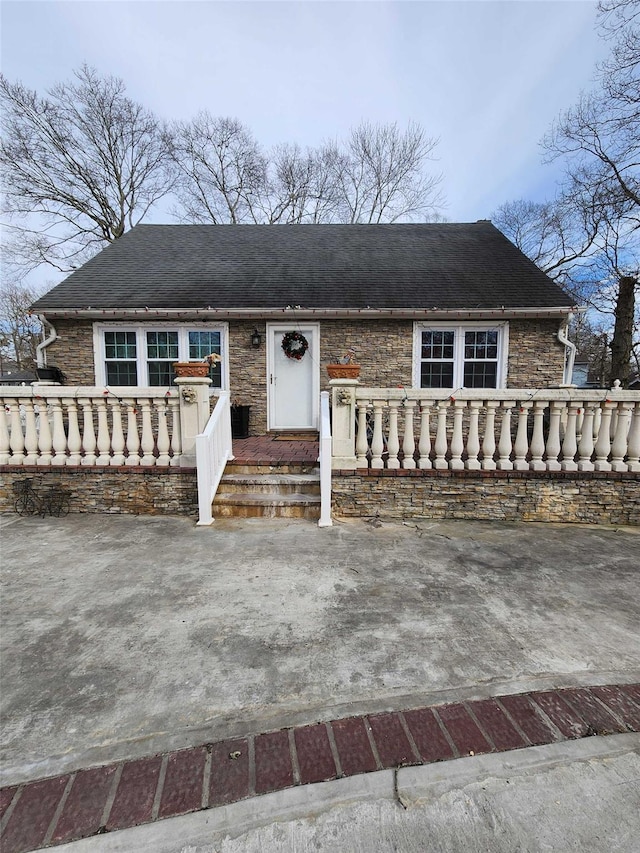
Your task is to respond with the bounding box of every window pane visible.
[464,362,497,388]
[146,331,178,360]
[465,330,498,360]
[423,330,454,360]
[105,331,136,360]
[148,361,174,386]
[188,330,221,359]
[421,362,454,388]
[106,362,137,385]
[189,330,222,387]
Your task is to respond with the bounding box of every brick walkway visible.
[231,436,319,465]
[1,683,639,852]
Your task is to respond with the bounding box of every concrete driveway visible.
[1,513,639,788]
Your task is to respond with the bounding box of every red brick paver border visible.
[1,683,638,853]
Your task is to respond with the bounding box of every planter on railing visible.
[327,363,361,379]
[173,362,211,378]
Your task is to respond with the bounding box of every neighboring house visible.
[31,221,576,436]
[0,370,37,386]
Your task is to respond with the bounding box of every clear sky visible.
[1,0,608,227]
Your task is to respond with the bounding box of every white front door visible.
[267,323,320,430]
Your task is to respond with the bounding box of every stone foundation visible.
[332,469,640,526]
[0,467,198,516]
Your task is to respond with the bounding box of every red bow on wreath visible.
[281,331,309,360]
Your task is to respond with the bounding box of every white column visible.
[481,400,498,471]
[577,403,596,472]
[387,400,400,469]
[513,403,531,471]
[545,401,564,471]
[22,398,39,465]
[496,402,514,471]
[95,397,112,465]
[139,399,156,466]
[529,400,547,471]
[0,399,10,465]
[124,399,140,466]
[611,402,633,472]
[167,395,181,465]
[450,400,465,471]
[560,404,579,471]
[109,398,126,466]
[329,380,358,470]
[174,376,212,467]
[8,400,25,465]
[50,398,68,466]
[466,400,483,470]
[356,400,370,467]
[418,402,432,469]
[65,399,82,465]
[36,400,53,466]
[402,400,416,469]
[626,402,640,472]
[79,398,97,466]
[370,400,385,469]
[594,401,615,471]
[434,400,449,470]
[155,398,171,466]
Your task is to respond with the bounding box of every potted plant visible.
[327,348,360,379]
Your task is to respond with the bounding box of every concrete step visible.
[218,473,320,496]
[226,462,317,475]
[213,491,321,519]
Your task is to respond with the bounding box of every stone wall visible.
[507,319,566,387]
[0,467,198,516]
[46,319,95,385]
[332,469,640,526]
[40,317,566,436]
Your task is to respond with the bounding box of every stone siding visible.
[0,467,198,516]
[46,319,95,385]
[332,469,640,526]
[507,319,566,387]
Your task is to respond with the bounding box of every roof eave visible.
[35,306,576,321]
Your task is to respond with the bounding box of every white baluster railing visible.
[325,386,640,473]
[195,391,234,525]
[0,386,183,467]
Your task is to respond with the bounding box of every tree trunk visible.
[609,275,637,388]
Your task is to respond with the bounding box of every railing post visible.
[611,402,633,472]
[330,379,358,469]
[174,376,212,467]
[318,391,333,527]
[627,402,640,472]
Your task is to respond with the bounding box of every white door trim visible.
[266,322,320,431]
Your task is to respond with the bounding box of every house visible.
[30,221,576,436]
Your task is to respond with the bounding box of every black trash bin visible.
[231,405,250,439]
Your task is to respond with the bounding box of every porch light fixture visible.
[251,328,262,348]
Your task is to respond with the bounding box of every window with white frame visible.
[95,324,227,388]
[414,323,508,389]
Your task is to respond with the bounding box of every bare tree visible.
[0,65,175,273]
[495,0,640,386]
[0,281,44,372]
[170,118,443,225]
[335,121,443,223]
[170,114,267,224]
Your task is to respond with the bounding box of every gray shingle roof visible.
[31,222,574,312]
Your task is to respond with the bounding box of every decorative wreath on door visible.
[281,330,309,360]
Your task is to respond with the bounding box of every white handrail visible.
[318,390,332,527]
[195,391,234,525]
